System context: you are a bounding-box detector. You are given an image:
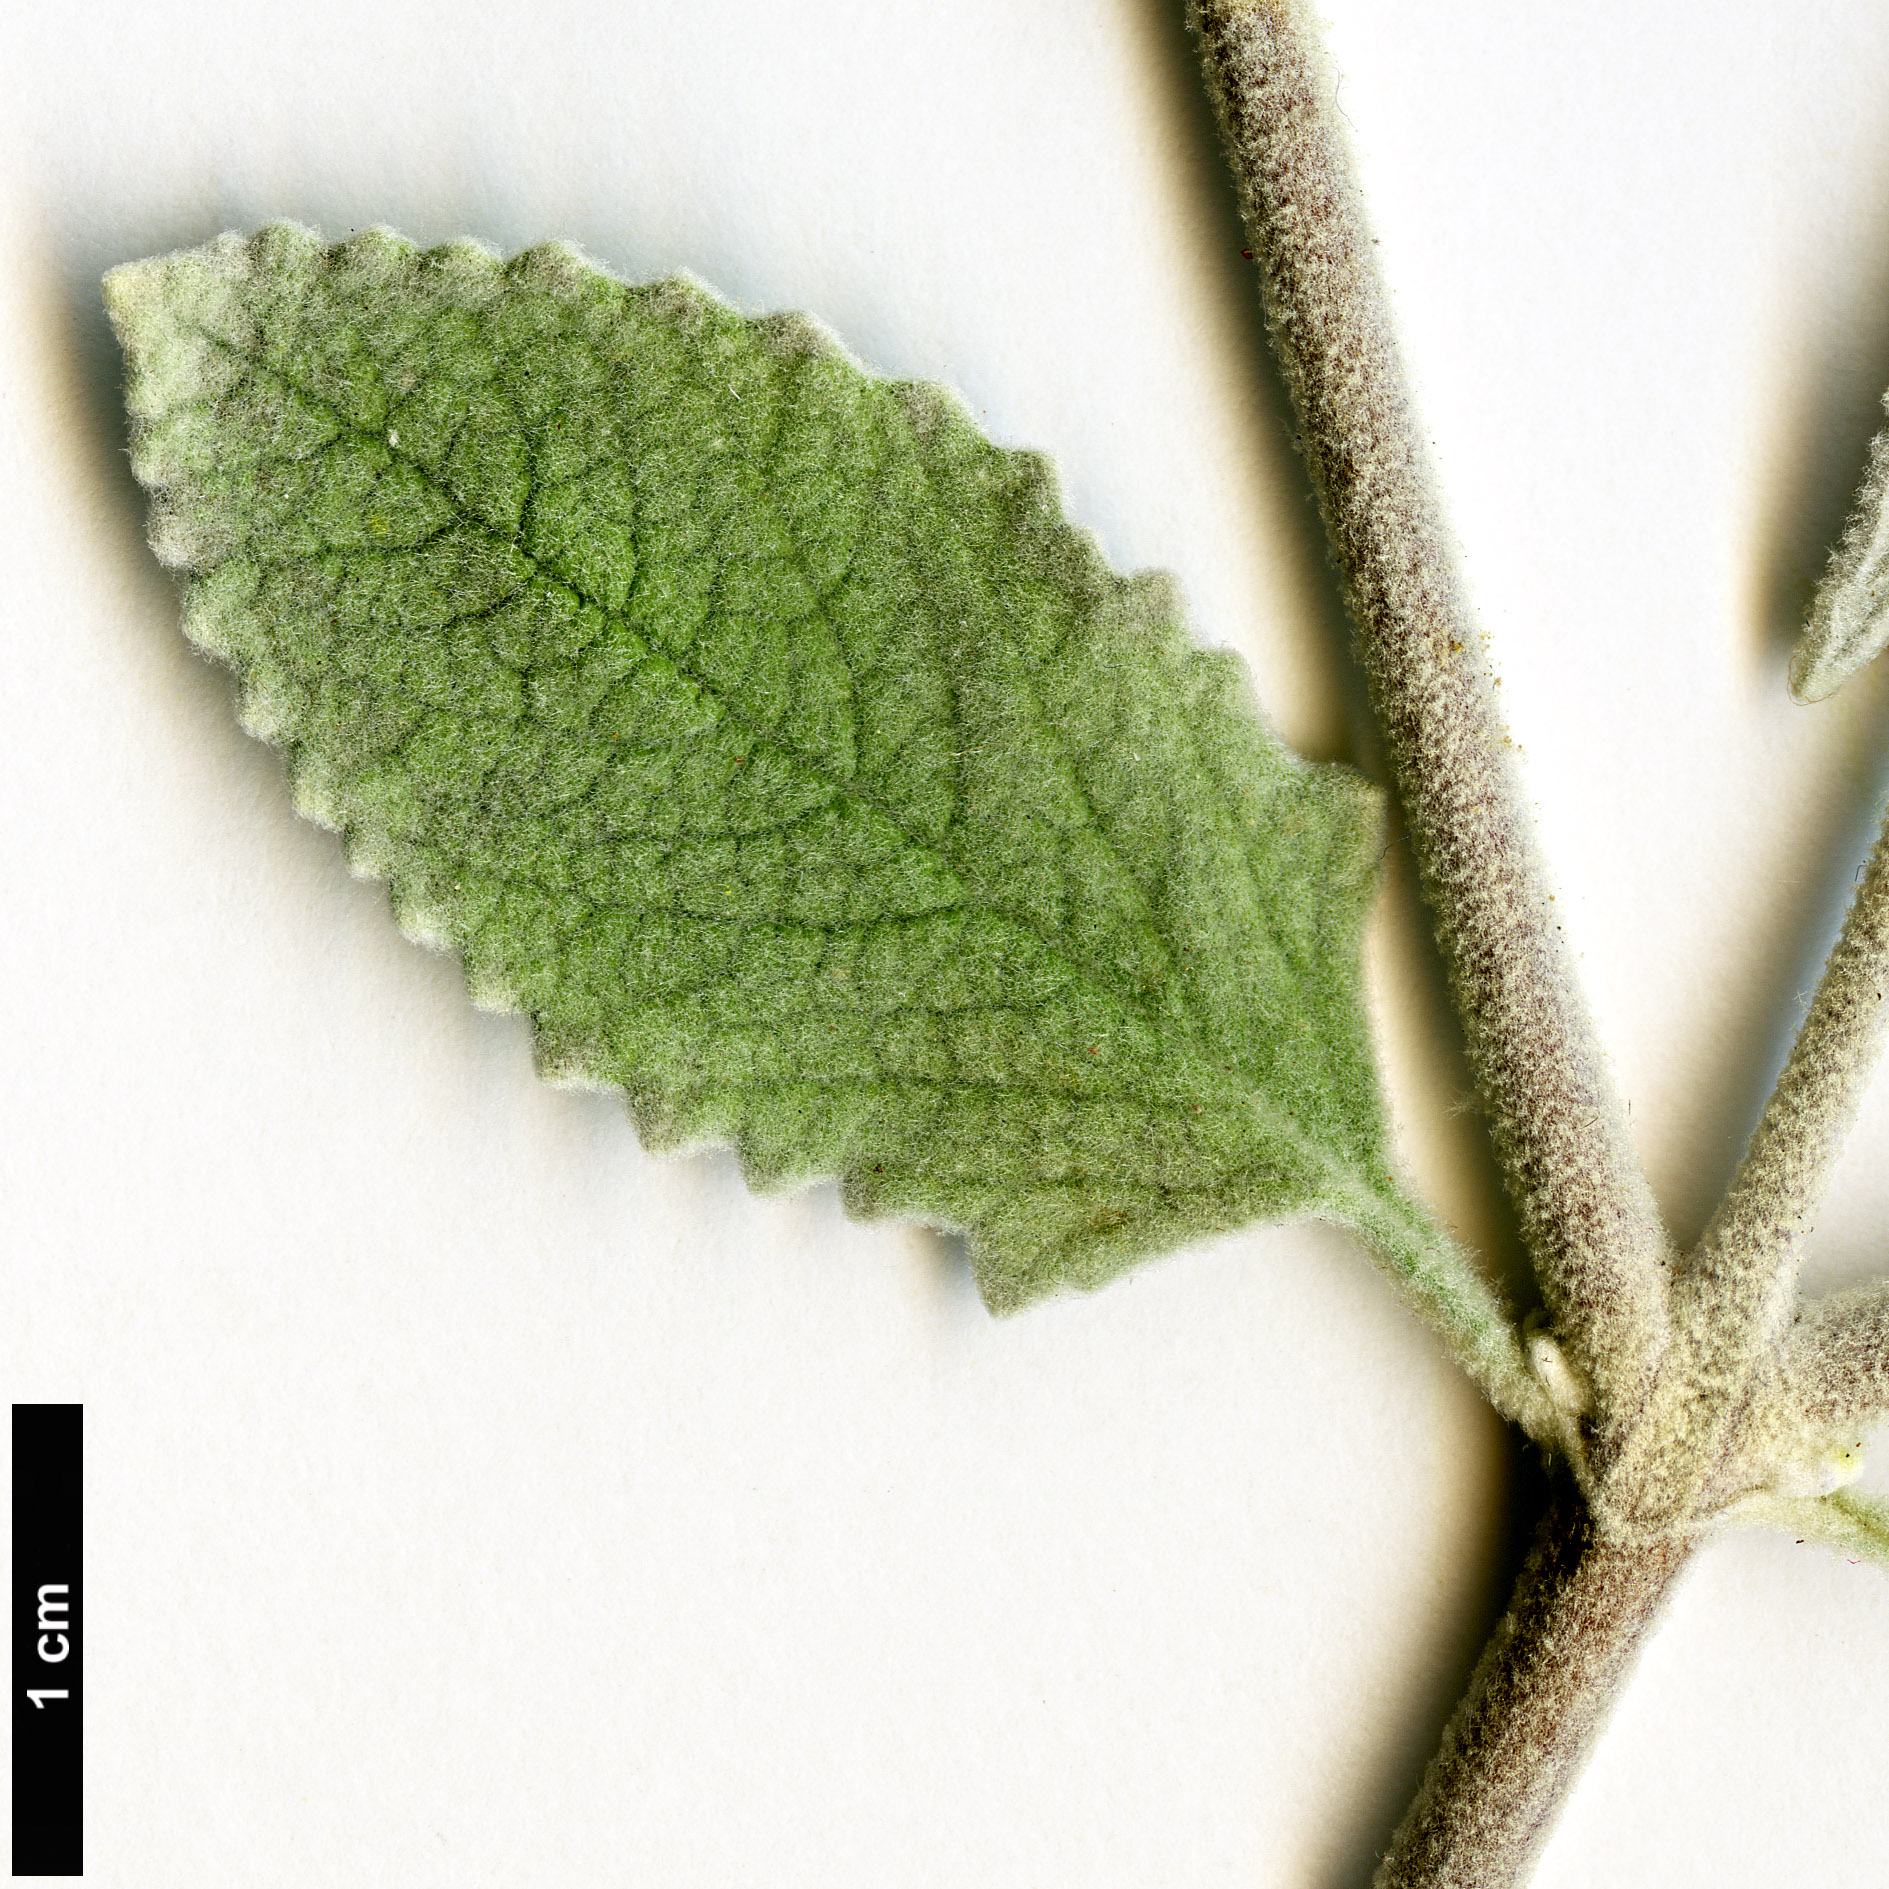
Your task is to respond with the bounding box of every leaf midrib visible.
[182,306,1374,1201]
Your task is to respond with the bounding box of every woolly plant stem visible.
[1787,1279,1889,1438]
[1692,803,1889,1338]
[1186,0,1672,1441]
[1185,3,1692,1877]
[1373,1472,1690,1889]
[1620,803,1889,1525]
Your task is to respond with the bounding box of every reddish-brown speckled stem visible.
[1187,5,1692,1880]
[1373,1472,1689,1889]
[1188,0,1672,1449]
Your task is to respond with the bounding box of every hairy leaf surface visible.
[1742,1487,1889,1575]
[108,224,1505,1334]
[1794,406,1889,704]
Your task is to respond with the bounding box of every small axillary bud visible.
[1769,1437,1868,1503]
[1528,1331,1593,1422]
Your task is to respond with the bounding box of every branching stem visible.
[1691,803,1889,1335]
[1187,2,1889,1881]
[1374,1473,1689,1889]
[1187,0,1672,1445]
[1617,801,1889,1527]
[1184,2,1703,1879]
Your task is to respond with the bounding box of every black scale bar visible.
[13,1406,81,1877]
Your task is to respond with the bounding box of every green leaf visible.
[1738,1486,1889,1574]
[105,224,1529,1386]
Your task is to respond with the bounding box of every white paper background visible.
[2,0,1888,1882]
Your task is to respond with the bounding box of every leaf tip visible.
[1791,413,1889,703]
